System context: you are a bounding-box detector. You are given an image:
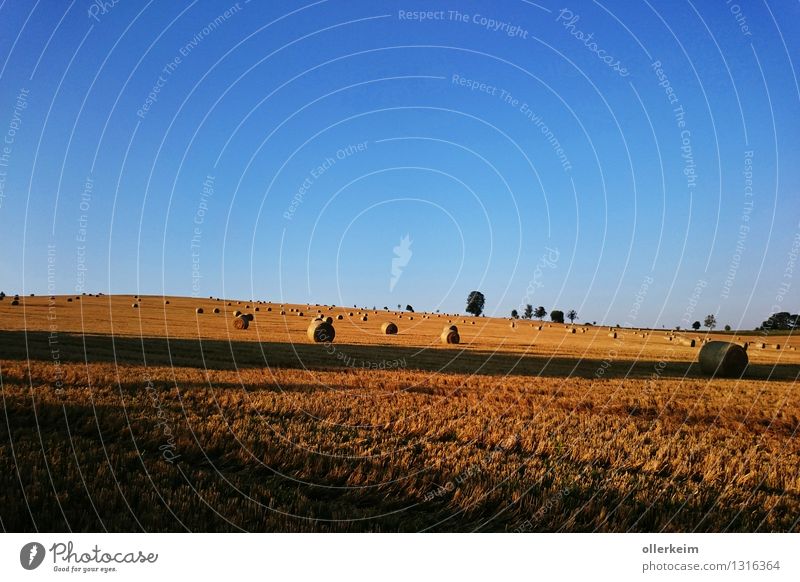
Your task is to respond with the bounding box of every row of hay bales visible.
[303,317,463,345]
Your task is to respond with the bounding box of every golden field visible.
[1,293,798,532]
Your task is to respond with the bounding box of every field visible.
[1,294,799,532]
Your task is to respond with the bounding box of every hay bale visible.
[568,328,576,334]
[213,307,220,314]
[243,313,254,322]
[336,314,343,320]
[164,300,170,305]
[255,307,260,312]
[381,322,398,335]
[361,315,368,322]
[67,298,73,302]
[196,307,204,314]
[677,337,696,347]
[441,325,460,344]
[280,310,286,315]
[297,311,304,317]
[132,303,138,308]
[510,321,516,328]
[233,315,249,330]
[698,341,748,377]
[307,318,335,342]
[233,310,241,317]
[11,299,19,306]
[408,316,413,320]
[267,307,272,311]
[348,312,354,317]
[608,332,617,338]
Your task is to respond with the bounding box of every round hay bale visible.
[243,313,254,322]
[164,300,170,305]
[307,319,335,343]
[608,332,617,338]
[471,321,475,325]
[348,312,354,316]
[280,310,286,315]
[381,322,398,335]
[677,337,696,347]
[510,321,516,329]
[298,311,304,317]
[267,307,272,311]
[11,299,19,306]
[196,307,204,314]
[569,328,576,334]
[213,307,220,314]
[698,341,748,377]
[255,307,260,312]
[67,298,73,302]
[233,315,249,330]
[441,325,460,344]
[361,315,368,322]
[132,303,138,308]
[408,316,413,320]
[233,310,241,317]
[336,314,343,320]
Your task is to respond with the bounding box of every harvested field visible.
[1,294,799,532]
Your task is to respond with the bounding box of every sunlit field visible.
[1,294,798,532]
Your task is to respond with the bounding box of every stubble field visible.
[1,294,798,532]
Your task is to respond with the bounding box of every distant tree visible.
[724,324,731,332]
[534,306,547,320]
[761,312,797,330]
[511,309,519,319]
[675,326,681,331]
[466,291,485,316]
[550,310,565,324]
[566,309,578,323]
[406,305,414,312]
[523,304,533,319]
[383,306,388,310]
[704,314,716,330]
[692,321,701,331]
[0,291,5,300]
[397,304,401,310]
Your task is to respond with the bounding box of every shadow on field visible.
[0,330,797,381]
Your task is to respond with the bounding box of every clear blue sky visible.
[0,0,798,329]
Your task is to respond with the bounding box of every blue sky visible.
[0,0,798,328]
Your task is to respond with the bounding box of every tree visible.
[406,305,414,312]
[466,291,485,316]
[566,309,578,323]
[397,304,401,310]
[761,312,798,330]
[692,321,701,331]
[550,310,565,324]
[511,309,519,319]
[724,324,731,332]
[703,314,716,330]
[523,304,533,319]
[534,306,547,320]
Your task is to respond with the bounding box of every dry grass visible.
[1,294,798,532]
